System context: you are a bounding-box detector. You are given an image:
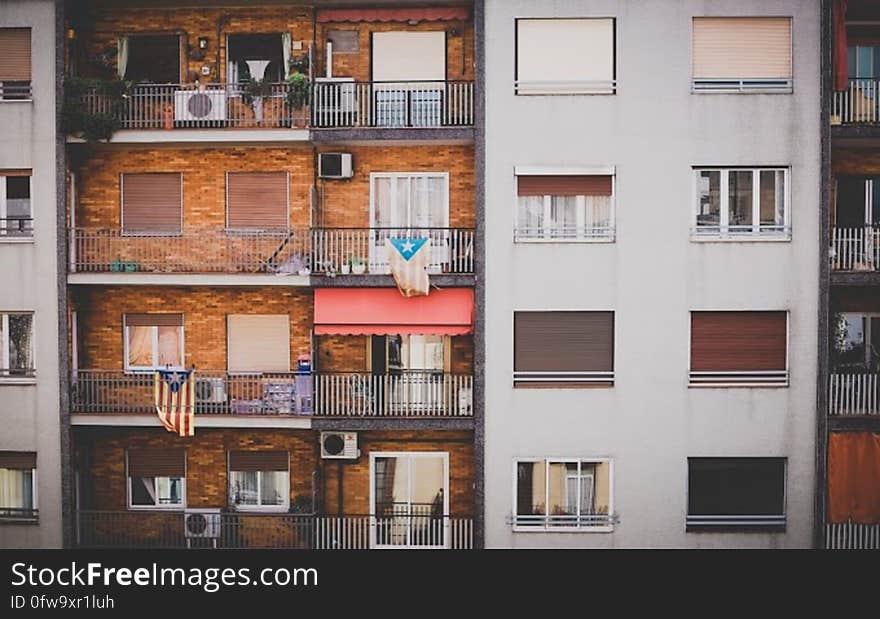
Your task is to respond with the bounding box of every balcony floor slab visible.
[68,273,311,287]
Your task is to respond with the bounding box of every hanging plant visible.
[239,78,273,106]
[62,76,130,142]
[285,73,311,109]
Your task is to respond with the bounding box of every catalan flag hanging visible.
[387,237,430,297]
[154,368,195,437]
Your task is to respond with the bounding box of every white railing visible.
[692,77,792,93]
[831,227,880,271]
[828,373,880,416]
[69,227,311,275]
[311,80,473,128]
[314,373,473,417]
[825,522,880,549]
[78,82,306,130]
[311,228,474,275]
[688,370,789,387]
[832,79,880,125]
[514,79,616,95]
[514,225,615,242]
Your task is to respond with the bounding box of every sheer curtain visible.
[0,469,28,509]
[127,326,153,367]
[117,37,129,79]
[282,33,292,80]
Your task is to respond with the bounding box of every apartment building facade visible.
[65,0,478,549]
[0,0,66,548]
[822,0,880,549]
[483,0,821,548]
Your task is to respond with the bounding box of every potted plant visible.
[350,256,366,275]
[340,259,351,275]
[240,77,273,124]
[285,72,311,127]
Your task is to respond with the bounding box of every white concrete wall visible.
[484,0,821,548]
[0,0,62,548]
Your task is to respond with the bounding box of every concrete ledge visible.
[830,272,880,286]
[312,417,474,431]
[310,127,474,144]
[311,274,474,288]
[68,273,311,287]
[828,416,880,432]
[67,128,311,145]
[71,413,312,429]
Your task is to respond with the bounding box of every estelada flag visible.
[154,368,195,437]
[387,237,430,297]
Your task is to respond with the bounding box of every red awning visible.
[317,7,470,23]
[314,288,473,336]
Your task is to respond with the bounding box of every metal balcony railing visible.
[825,522,880,549]
[828,372,880,416]
[832,79,880,125]
[311,80,474,128]
[830,226,880,271]
[0,82,32,101]
[69,227,311,275]
[0,217,33,237]
[311,228,474,275]
[75,510,473,549]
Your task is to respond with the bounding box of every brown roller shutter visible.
[514,311,614,374]
[125,314,184,327]
[690,311,787,372]
[517,175,612,197]
[227,172,288,229]
[0,29,31,81]
[693,18,792,79]
[0,169,30,177]
[127,449,185,477]
[0,451,36,470]
[122,173,182,234]
[229,451,289,472]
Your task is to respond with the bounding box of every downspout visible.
[216,14,230,83]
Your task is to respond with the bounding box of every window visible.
[121,173,182,236]
[687,458,786,530]
[692,17,792,92]
[0,28,31,100]
[226,172,289,230]
[0,451,37,520]
[327,30,359,54]
[228,451,289,512]
[124,314,184,372]
[515,169,615,241]
[127,449,185,509]
[689,311,788,386]
[0,171,32,237]
[120,35,180,84]
[693,168,789,238]
[514,311,614,387]
[848,45,880,80]
[514,458,613,530]
[227,315,290,373]
[835,176,880,227]
[228,34,285,84]
[371,32,446,126]
[371,452,448,548]
[372,335,448,411]
[831,313,880,370]
[516,18,615,95]
[0,312,34,378]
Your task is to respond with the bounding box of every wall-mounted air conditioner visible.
[320,431,359,460]
[184,508,221,539]
[318,153,353,180]
[195,377,227,403]
[174,89,227,123]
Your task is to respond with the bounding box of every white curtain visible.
[282,32,292,80]
[117,36,129,79]
[0,469,28,509]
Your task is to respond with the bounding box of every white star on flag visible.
[401,240,415,253]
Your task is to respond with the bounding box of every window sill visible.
[127,506,185,512]
[514,382,613,389]
[0,99,33,104]
[514,237,616,244]
[690,234,791,243]
[688,382,789,389]
[513,526,614,534]
[228,506,290,514]
[0,377,37,386]
[0,516,39,525]
[0,236,34,244]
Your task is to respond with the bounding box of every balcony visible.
[75,510,473,549]
[828,372,880,417]
[311,228,474,276]
[71,370,473,418]
[832,80,880,125]
[69,227,311,278]
[830,227,880,272]
[825,522,880,549]
[311,81,474,129]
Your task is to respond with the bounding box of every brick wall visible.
[316,144,476,229]
[73,146,315,229]
[72,286,313,370]
[80,6,314,82]
[315,18,474,82]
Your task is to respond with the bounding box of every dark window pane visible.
[688,458,785,516]
[836,176,867,227]
[125,35,180,84]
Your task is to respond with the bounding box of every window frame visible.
[0,173,33,240]
[513,166,616,243]
[686,457,787,531]
[692,167,791,240]
[227,455,290,513]
[0,27,33,102]
[0,464,38,520]
[123,317,186,374]
[0,311,35,381]
[514,18,617,96]
[511,457,614,532]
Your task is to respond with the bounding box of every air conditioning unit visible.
[195,377,227,403]
[318,153,353,180]
[184,508,221,539]
[320,431,359,460]
[174,89,227,123]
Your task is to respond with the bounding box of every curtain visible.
[282,33,292,80]
[828,432,880,523]
[157,326,182,367]
[0,469,28,509]
[117,36,129,79]
[8,314,33,371]
[127,326,153,367]
[834,0,849,91]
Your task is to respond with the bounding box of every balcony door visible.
[832,313,880,371]
[373,335,447,412]
[369,173,449,272]
[371,32,446,127]
[370,452,449,549]
[836,176,880,227]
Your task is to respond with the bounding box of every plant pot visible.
[352,264,366,275]
[340,263,351,275]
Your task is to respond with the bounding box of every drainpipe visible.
[216,14,230,83]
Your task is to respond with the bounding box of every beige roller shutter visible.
[226,172,288,229]
[0,29,31,81]
[227,315,290,373]
[693,17,792,79]
[122,173,182,234]
[372,31,446,82]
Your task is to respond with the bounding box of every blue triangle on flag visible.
[158,368,192,392]
[390,237,428,261]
